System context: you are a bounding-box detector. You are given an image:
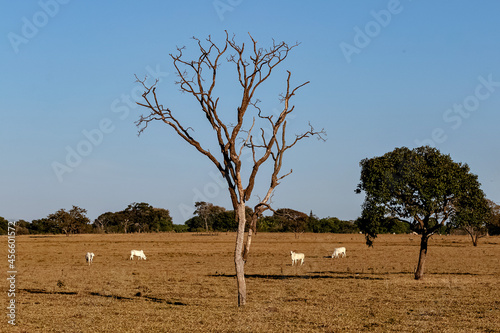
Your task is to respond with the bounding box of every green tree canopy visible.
[0,216,8,235]
[30,218,59,234]
[48,206,91,235]
[94,202,173,233]
[274,208,309,234]
[486,200,500,235]
[185,204,248,232]
[356,146,488,279]
[448,186,491,246]
[194,202,226,232]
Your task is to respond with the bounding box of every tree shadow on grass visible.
[428,272,481,276]
[209,273,386,281]
[210,270,482,281]
[89,291,186,305]
[21,288,78,295]
[21,289,187,305]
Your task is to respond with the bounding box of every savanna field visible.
[1,233,499,332]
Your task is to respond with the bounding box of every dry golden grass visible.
[2,233,500,332]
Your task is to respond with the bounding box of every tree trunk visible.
[242,213,258,262]
[464,227,480,246]
[414,233,429,280]
[242,228,253,263]
[234,202,247,306]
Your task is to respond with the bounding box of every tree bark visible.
[234,202,247,306]
[242,213,258,262]
[414,233,429,280]
[242,229,253,263]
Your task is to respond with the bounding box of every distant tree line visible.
[94,202,175,233]
[187,202,359,234]
[0,203,181,235]
[184,202,457,234]
[260,209,360,234]
[1,200,499,236]
[8,206,93,236]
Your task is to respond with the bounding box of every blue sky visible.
[1,0,499,224]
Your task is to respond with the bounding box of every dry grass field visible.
[2,232,500,332]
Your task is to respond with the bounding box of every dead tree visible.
[135,32,325,306]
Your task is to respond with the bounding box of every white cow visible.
[332,247,346,258]
[85,252,94,265]
[290,251,305,266]
[130,250,147,260]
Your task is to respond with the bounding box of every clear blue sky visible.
[1,1,499,224]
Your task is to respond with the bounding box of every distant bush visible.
[0,216,7,235]
[172,224,189,233]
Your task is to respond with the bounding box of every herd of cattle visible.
[290,246,346,266]
[85,247,346,266]
[85,249,147,265]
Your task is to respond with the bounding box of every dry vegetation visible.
[2,233,500,332]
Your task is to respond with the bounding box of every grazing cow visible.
[130,250,147,260]
[332,247,346,258]
[411,231,418,235]
[290,251,305,266]
[85,252,94,265]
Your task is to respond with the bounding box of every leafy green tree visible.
[256,215,279,232]
[0,216,8,235]
[194,201,212,232]
[93,212,114,233]
[486,200,500,235]
[30,218,59,234]
[310,217,338,233]
[185,216,204,232]
[125,202,153,233]
[212,210,239,232]
[384,217,411,234]
[186,206,245,232]
[360,216,411,234]
[94,211,127,233]
[15,220,31,235]
[194,202,226,232]
[154,208,174,232]
[274,208,308,236]
[172,224,189,233]
[0,218,32,235]
[332,219,359,233]
[305,211,320,232]
[94,203,173,233]
[448,187,491,246]
[48,206,91,235]
[307,215,359,234]
[356,146,488,280]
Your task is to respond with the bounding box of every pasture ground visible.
[2,233,500,332]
